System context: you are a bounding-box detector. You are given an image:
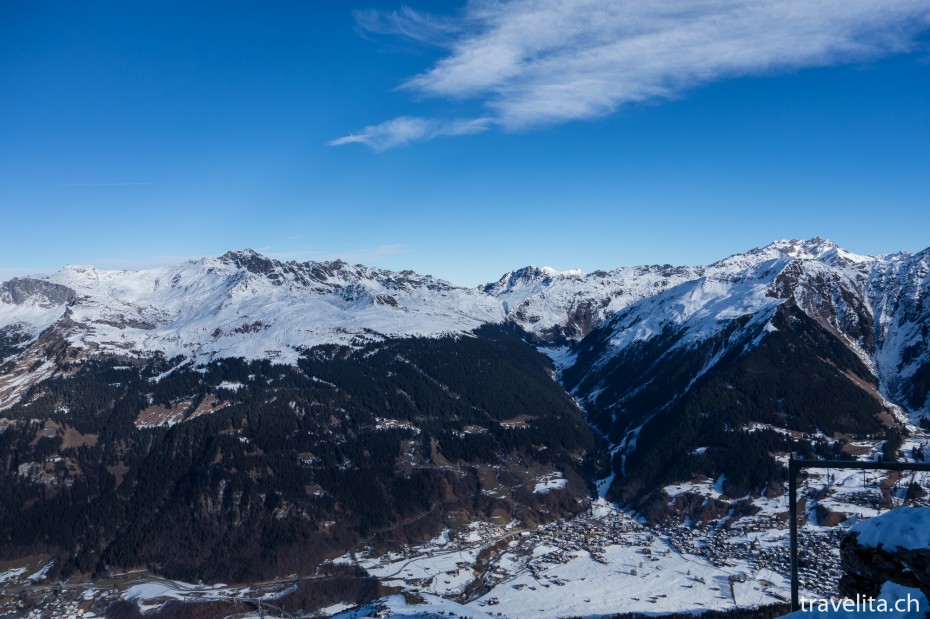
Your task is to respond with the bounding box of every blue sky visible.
[2,1,929,286]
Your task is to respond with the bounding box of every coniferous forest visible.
[0,325,599,582]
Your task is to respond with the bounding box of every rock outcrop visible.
[839,508,930,599]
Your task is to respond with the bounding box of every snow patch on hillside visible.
[534,472,568,493]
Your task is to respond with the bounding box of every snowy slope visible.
[0,250,504,370]
[868,248,930,418]
[849,507,930,552]
[553,238,930,507]
[485,263,704,341]
[566,238,930,422]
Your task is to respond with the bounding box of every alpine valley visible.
[1,238,929,618]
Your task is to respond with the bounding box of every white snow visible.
[486,263,705,340]
[537,345,577,375]
[849,507,930,551]
[565,238,930,429]
[359,535,482,597]
[374,417,420,433]
[316,601,358,615]
[534,472,568,493]
[468,537,789,619]
[0,567,26,584]
[0,251,505,375]
[340,500,820,619]
[332,592,499,619]
[597,261,785,369]
[121,579,245,607]
[26,560,53,583]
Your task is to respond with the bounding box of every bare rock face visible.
[839,509,930,599]
[1,278,75,307]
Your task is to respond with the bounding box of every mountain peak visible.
[539,265,585,278]
[711,237,872,270]
[765,237,838,257]
[765,237,874,265]
[219,249,281,275]
[220,248,267,260]
[484,265,584,295]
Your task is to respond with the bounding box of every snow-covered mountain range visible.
[2,237,930,597]
[1,249,501,365]
[564,238,930,421]
[2,239,929,421]
[484,262,704,341]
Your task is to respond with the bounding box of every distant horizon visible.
[2,235,927,289]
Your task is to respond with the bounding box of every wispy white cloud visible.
[333,0,930,148]
[353,7,461,46]
[328,115,491,150]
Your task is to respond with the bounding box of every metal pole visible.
[789,456,799,611]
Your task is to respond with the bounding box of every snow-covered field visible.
[122,580,249,613]
[335,453,930,619]
[338,499,801,618]
[469,532,791,618]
